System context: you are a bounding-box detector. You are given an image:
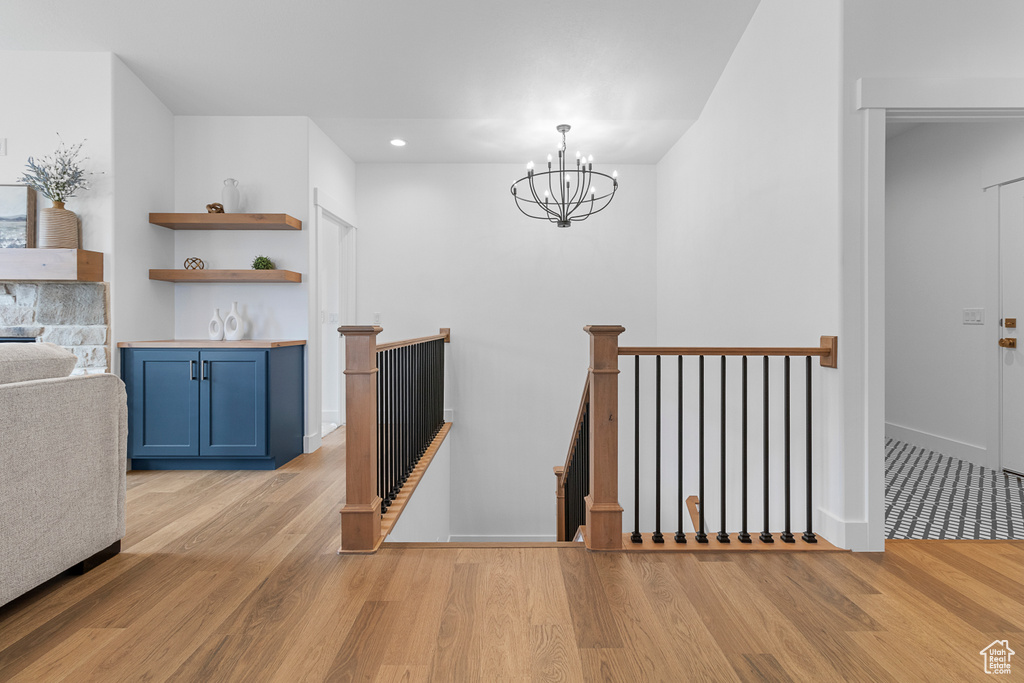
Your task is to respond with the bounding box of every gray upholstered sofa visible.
[0,342,127,606]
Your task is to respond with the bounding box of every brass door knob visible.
[1000,338,1017,348]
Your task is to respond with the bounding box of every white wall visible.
[387,435,451,542]
[885,123,1024,468]
[172,116,357,452]
[654,1,842,540]
[111,56,176,365]
[842,1,1024,550]
[0,51,114,263]
[173,116,310,340]
[356,163,657,540]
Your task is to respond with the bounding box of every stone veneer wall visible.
[0,282,110,374]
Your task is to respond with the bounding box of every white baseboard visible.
[448,534,557,543]
[885,422,991,468]
[303,431,322,455]
[818,508,880,551]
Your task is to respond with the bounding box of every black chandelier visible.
[510,124,618,228]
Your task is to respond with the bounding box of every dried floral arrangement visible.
[17,135,93,203]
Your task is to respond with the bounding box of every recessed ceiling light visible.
[390,138,406,147]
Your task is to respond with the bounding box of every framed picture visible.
[0,185,36,249]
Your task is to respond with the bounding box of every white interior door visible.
[1000,180,1024,474]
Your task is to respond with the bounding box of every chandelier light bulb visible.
[527,161,534,171]
[588,155,593,163]
[547,154,552,163]
[576,151,581,159]
[612,170,618,179]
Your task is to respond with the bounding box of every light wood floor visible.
[2,429,1023,681]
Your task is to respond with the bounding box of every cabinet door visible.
[199,350,267,457]
[127,349,200,457]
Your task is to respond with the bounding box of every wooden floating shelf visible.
[0,248,103,282]
[149,269,302,283]
[148,213,302,231]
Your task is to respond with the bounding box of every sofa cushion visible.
[0,342,77,384]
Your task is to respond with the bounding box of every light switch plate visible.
[0,138,7,156]
[963,308,985,325]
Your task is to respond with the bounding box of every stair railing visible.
[558,325,838,550]
[339,326,450,552]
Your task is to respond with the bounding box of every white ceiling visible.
[1,0,759,163]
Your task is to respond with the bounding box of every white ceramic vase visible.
[224,301,245,341]
[38,200,79,248]
[208,308,224,341]
[221,178,240,213]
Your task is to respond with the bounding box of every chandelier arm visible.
[570,165,593,213]
[571,192,616,222]
[513,192,562,220]
[561,153,569,220]
[547,168,563,221]
[565,166,585,213]
[525,177,563,221]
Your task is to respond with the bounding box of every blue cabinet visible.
[121,344,304,470]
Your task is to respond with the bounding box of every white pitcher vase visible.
[224,301,245,341]
[208,308,224,341]
[221,178,240,213]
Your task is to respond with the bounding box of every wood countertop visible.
[117,340,306,349]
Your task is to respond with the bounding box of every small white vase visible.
[208,308,224,341]
[221,178,240,213]
[224,301,245,341]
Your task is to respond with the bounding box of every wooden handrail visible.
[619,336,838,368]
[375,328,451,352]
[557,375,590,489]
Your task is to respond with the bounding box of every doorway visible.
[315,192,357,439]
[883,119,1024,539]
[998,178,1024,476]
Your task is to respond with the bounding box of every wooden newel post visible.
[554,466,566,542]
[584,325,625,550]
[339,325,383,551]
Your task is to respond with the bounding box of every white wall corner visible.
[443,408,454,422]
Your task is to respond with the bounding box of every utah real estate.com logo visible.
[980,640,1014,675]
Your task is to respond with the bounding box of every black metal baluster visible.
[803,356,817,543]
[760,356,773,543]
[380,352,387,507]
[717,356,730,543]
[738,356,751,543]
[402,346,410,482]
[583,404,590,540]
[675,355,686,543]
[377,350,384,514]
[653,355,664,543]
[696,356,708,543]
[631,355,642,543]
[391,348,400,503]
[781,356,795,543]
